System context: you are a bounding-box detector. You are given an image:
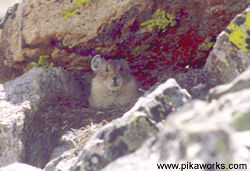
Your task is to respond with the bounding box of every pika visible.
[89,55,138,109]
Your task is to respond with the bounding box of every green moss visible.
[0,29,2,37]
[125,112,158,151]
[68,45,74,49]
[27,55,54,70]
[186,132,201,142]
[131,44,150,56]
[60,0,92,19]
[60,9,78,19]
[141,9,176,32]
[156,95,173,105]
[73,0,92,6]
[154,95,174,110]
[130,112,146,123]
[225,10,250,55]
[199,37,215,51]
[232,109,250,131]
[163,95,173,105]
[215,137,226,152]
[224,59,230,66]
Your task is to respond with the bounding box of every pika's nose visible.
[113,76,117,83]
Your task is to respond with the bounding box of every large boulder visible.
[0,67,83,167]
[0,163,42,171]
[0,0,248,87]
[205,7,250,84]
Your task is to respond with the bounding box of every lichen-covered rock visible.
[209,67,250,132]
[4,67,82,109]
[0,162,42,171]
[44,124,106,171]
[0,0,248,87]
[0,0,148,83]
[133,78,191,122]
[232,108,250,132]
[209,67,250,99]
[44,78,190,171]
[205,7,250,84]
[0,96,25,167]
[0,67,83,167]
[71,114,158,171]
[102,69,250,171]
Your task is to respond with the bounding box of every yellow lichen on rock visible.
[27,55,54,70]
[73,0,91,6]
[225,9,250,55]
[141,9,176,32]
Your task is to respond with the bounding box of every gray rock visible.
[45,149,78,171]
[0,162,42,171]
[209,67,250,99]
[44,131,79,171]
[45,124,106,171]
[205,7,250,84]
[0,67,82,167]
[4,67,82,108]
[134,78,191,122]
[102,72,250,170]
[209,67,250,132]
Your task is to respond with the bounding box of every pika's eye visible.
[120,67,123,71]
[106,67,109,72]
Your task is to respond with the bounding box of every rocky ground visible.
[0,0,249,171]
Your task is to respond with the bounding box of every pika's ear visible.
[91,55,103,71]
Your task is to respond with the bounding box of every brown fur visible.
[89,59,138,108]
